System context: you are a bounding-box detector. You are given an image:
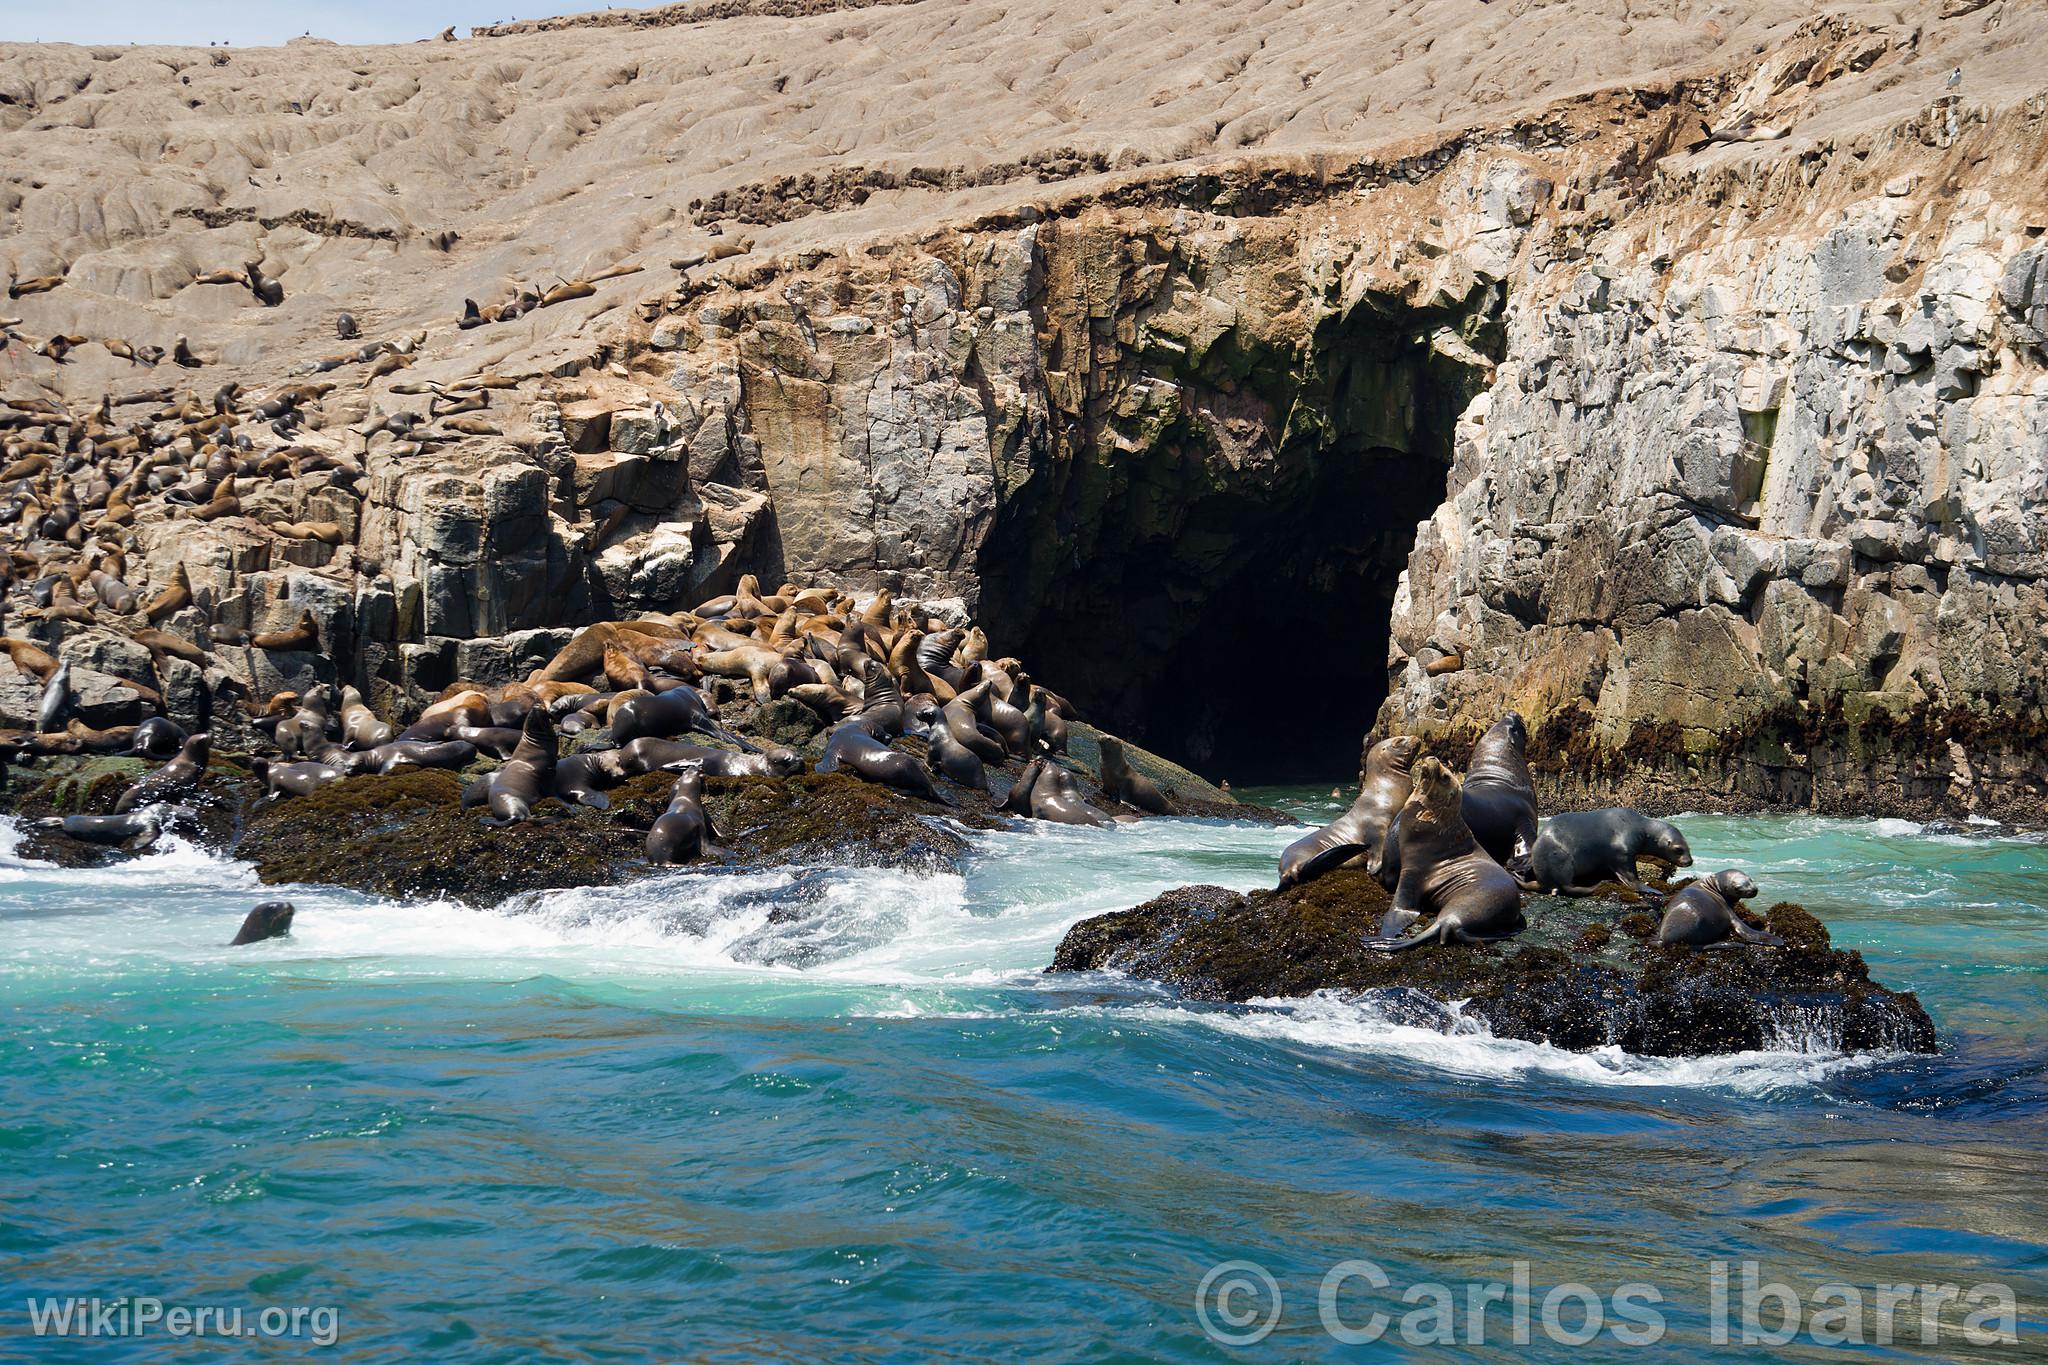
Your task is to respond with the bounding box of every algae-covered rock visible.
[1049,870,1938,1057]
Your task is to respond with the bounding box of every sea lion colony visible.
[1280,714,1775,952]
[18,570,1186,872]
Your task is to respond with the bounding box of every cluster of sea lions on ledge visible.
[1279,714,1783,953]
[24,574,1192,868]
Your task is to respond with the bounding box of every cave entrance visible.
[979,299,1493,786]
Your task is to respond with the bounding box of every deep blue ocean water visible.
[3,792,2045,1360]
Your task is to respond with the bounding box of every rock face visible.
[6,7,2045,803]
[1049,870,1939,1058]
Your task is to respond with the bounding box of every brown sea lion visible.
[338,685,395,748]
[1278,736,1419,888]
[1653,871,1781,947]
[143,564,192,621]
[1098,736,1169,816]
[250,610,318,651]
[1371,757,1525,952]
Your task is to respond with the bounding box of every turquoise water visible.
[3,792,2045,1360]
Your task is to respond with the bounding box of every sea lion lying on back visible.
[1278,736,1418,888]
[1372,757,1525,953]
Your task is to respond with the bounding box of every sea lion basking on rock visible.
[1278,735,1418,888]
[1522,809,1693,897]
[1372,756,1525,953]
[1653,871,1781,948]
[1458,711,1538,866]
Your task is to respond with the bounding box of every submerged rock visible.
[1048,870,1937,1057]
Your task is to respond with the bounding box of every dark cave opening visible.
[978,298,1492,786]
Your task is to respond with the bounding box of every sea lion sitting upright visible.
[113,733,210,813]
[37,660,70,734]
[1524,809,1693,897]
[338,685,395,749]
[1098,736,1169,815]
[1001,757,1046,816]
[1459,712,1539,866]
[645,760,719,865]
[1653,871,1782,948]
[1277,735,1418,888]
[230,901,295,945]
[923,716,987,790]
[1372,757,1525,952]
[129,715,189,758]
[1027,765,1106,827]
[477,708,557,825]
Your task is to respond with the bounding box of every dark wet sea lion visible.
[818,718,938,799]
[1278,735,1418,888]
[608,684,754,750]
[478,709,556,825]
[1001,757,1045,816]
[113,733,210,813]
[451,724,525,759]
[230,901,295,945]
[129,715,189,757]
[1098,736,1169,815]
[940,695,1005,765]
[1372,757,1525,952]
[1653,871,1780,947]
[646,762,717,864]
[273,688,333,756]
[37,659,70,733]
[1028,765,1105,827]
[251,757,344,799]
[366,739,477,773]
[554,751,621,810]
[338,685,395,748]
[37,809,165,850]
[1022,679,1066,754]
[924,718,987,790]
[1525,809,1693,896]
[1459,711,1539,866]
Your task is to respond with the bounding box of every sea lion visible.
[1459,712,1539,866]
[230,901,295,945]
[645,762,718,865]
[143,563,191,621]
[477,708,556,825]
[250,610,318,651]
[618,737,802,779]
[941,695,1006,765]
[1524,809,1693,897]
[1001,757,1046,816]
[1371,757,1525,952]
[817,718,938,799]
[272,688,333,756]
[608,684,753,750]
[1022,679,1066,754]
[335,312,360,340]
[129,715,189,757]
[1653,871,1781,948]
[553,751,621,810]
[924,717,987,790]
[338,685,395,748]
[250,757,344,799]
[36,809,167,851]
[364,739,477,773]
[1028,765,1105,827]
[113,733,211,813]
[1098,736,1169,815]
[1277,735,1418,888]
[37,659,70,733]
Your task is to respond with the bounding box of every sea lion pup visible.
[251,609,318,651]
[1278,735,1419,889]
[230,900,295,946]
[113,733,211,813]
[621,737,802,779]
[817,717,939,799]
[1459,711,1539,866]
[37,659,70,733]
[129,715,189,758]
[476,708,557,825]
[338,685,395,748]
[1653,871,1781,948]
[1371,757,1525,953]
[250,756,344,800]
[1098,736,1170,815]
[1028,764,1106,827]
[923,714,987,791]
[37,809,168,851]
[1524,810,1694,897]
[335,312,360,340]
[645,761,719,865]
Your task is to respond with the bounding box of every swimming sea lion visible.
[817,718,938,799]
[645,762,718,864]
[1524,809,1693,897]
[1277,735,1418,888]
[1372,757,1525,952]
[1098,736,1169,815]
[230,900,295,945]
[1459,712,1539,866]
[113,733,210,813]
[1028,765,1105,827]
[478,708,556,824]
[1653,871,1781,948]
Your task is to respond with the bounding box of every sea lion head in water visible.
[1652,870,1780,948]
[1372,757,1525,952]
[231,900,295,945]
[1277,734,1419,888]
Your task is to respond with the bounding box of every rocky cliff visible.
[4,2,2043,805]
